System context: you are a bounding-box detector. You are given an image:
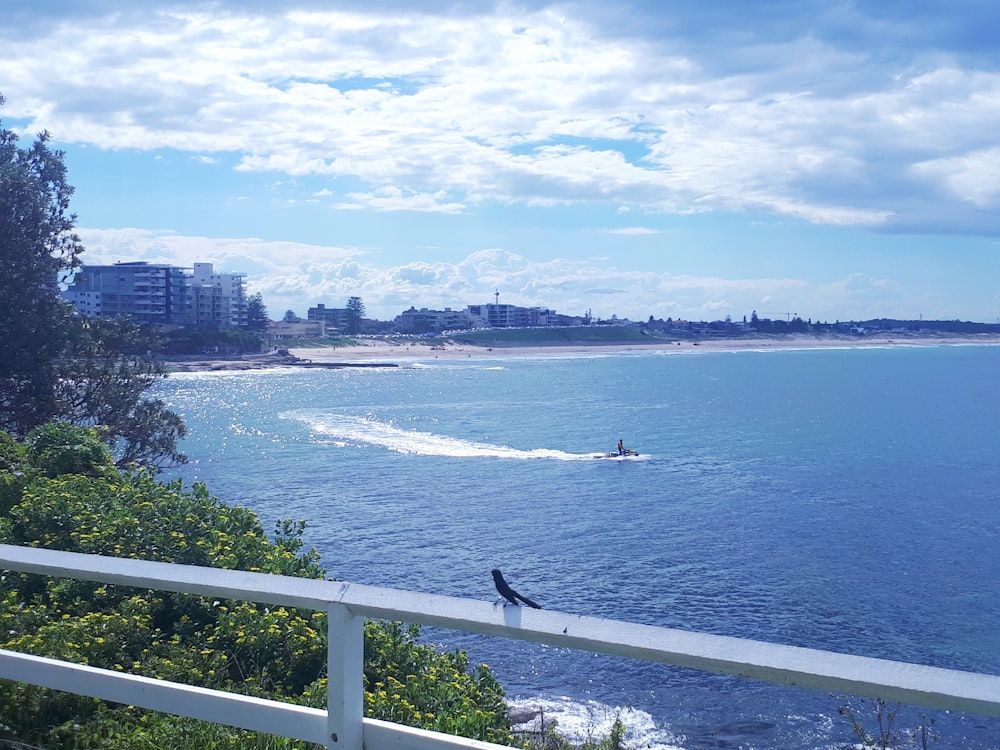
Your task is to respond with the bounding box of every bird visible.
[492,568,542,609]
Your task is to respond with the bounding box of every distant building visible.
[394,302,558,333]
[190,263,247,328]
[307,303,352,334]
[466,303,554,328]
[394,307,478,334]
[63,261,246,328]
[266,319,326,340]
[62,262,189,326]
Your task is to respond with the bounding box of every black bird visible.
[492,568,542,609]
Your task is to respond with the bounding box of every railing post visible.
[327,603,365,750]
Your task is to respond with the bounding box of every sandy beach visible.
[161,332,1000,371]
[290,332,1000,364]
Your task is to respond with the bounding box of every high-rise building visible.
[190,263,247,328]
[307,303,350,332]
[63,261,246,328]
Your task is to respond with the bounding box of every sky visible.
[2,0,999,323]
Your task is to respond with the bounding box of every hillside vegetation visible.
[0,424,513,749]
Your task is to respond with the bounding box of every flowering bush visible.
[0,425,513,748]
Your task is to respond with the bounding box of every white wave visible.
[167,367,302,380]
[508,696,684,750]
[399,361,507,371]
[284,412,611,460]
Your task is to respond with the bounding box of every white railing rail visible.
[1,543,999,750]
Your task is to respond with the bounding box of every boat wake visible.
[284,411,636,461]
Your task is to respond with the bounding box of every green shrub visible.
[0,430,25,470]
[26,422,114,478]
[363,621,513,744]
[0,433,512,748]
[0,430,30,514]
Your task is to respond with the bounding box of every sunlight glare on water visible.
[159,346,1000,749]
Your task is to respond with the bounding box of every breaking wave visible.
[508,696,684,750]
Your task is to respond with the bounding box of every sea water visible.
[158,345,1000,749]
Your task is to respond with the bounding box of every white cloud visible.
[75,227,923,323]
[605,227,661,235]
[911,147,1000,209]
[2,3,998,230]
[334,187,466,213]
[77,228,361,278]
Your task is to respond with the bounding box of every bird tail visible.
[517,594,542,609]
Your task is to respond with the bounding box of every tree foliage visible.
[0,96,185,467]
[57,316,186,467]
[245,291,269,332]
[346,296,365,335]
[0,429,514,748]
[26,422,114,478]
[0,95,83,434]
[159,325,263,356]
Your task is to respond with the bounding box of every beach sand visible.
[162,333,1000,371]
[289,332,1000,365]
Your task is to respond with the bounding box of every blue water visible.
[158,345,1000,749]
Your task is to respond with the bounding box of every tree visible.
[346,296,365,335]
[0,95,83,434]
[0,97,184,467]
[244,291,268,331]
[282,309,299,322]
[57,317,186,468]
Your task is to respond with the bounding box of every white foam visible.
[507,696,685,750]
[167,367,302,380]
[284,412,629,461]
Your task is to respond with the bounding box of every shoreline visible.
[291,332,1000,362]
[161,351,399,372]
[164,333,1000,372]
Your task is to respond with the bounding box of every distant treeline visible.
[644,316,1000,335]
[451,317,1000,345]
[154,326,263,356]
[854,319,1000,334]
[141,317,1000,356]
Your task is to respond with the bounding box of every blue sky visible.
[3,0,999,322]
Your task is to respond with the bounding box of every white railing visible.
[1,543,999,750]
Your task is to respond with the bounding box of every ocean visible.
[158,344,1000,749]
